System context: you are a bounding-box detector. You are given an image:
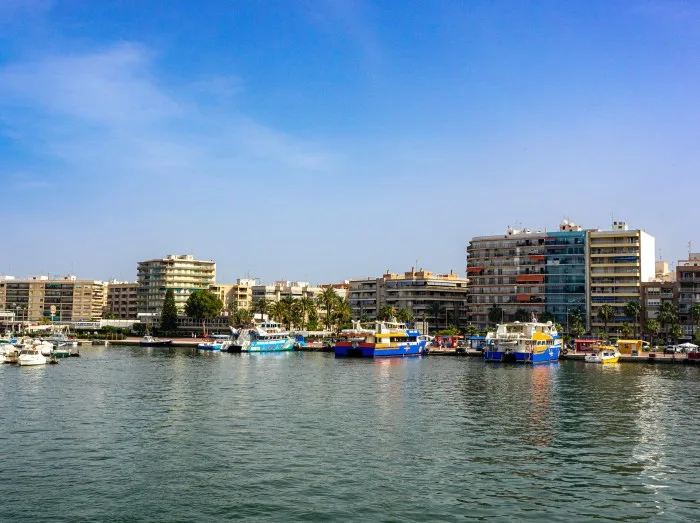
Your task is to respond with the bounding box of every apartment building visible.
[137,254,216,315]
[210,278,256,311]
[0,275,106,322]
[588,221,655,334]
[251,281,322,303]
[349,268,468,331]
[641,279,678,336]
[677,254,700,339]
[466,227,548,330]
[106,281,139,319]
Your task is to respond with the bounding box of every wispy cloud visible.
[0,42,338,186]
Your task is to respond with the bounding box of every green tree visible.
[233,308,253,328]
[539,311,555,324]
[514,308,530,322]
[487,304,503,326]
[395,307,414,324]
[297,296,316,330]
[289,301,303,330]
[464,324,479,337]
[624,301,641,338]
[597,304,615,339]
[251,297,271,323]
[669,322,683,343]
[644,318,660,341]
[279,296,296,329]
[378,305,395,321]
[658,301,678,337]
[185,290,223,336]
[160,288,178,332]
[333,298,353,331]
[270,301,287,325]
[103,311,118,320]
[690,303,700,338]
[568,308,585,338]
[428,302,446,329]
[620,321,634,339]
[317,287,340,330]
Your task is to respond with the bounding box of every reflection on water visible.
[0,348,699,522]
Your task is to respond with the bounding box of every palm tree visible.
[624,301,641,338]
[333,298,353,331]
[620,322,634,339]
[644,318,660,344]
[395,307,414,325]
[297,296,316,330]
[270,301,287,326]
[487,304,503,326]
[280,296,296,329]
[597,304,615,340]
[233,308,253,328]
[317,287,339,330]
[690,303,700,339]
[427,301,446,330]
[669,322,683,344]
[658,301,678,340]
[289,301,303,331]
[251,297,271,323]
[514,308,529,322]
[377,305,395,321]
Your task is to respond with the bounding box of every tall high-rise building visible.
[677,253,700,339]
[587,221,655,334]
[136,254,216,316]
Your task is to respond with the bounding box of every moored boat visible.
[584,346,620,364]
[197,335,232,351]
[139,335,173,347]
[17,348,48,366]
[484,320,561,364]
[52,346,71,358]
[231,321,295,352]
[333,320,426,358]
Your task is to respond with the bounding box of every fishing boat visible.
[333,320,426,358]
[139,335,173,347]
[484,320,561,363]
[584,346,620,364]
[231,321,295,352]
[17,348,48,366]
[197,335,232,351]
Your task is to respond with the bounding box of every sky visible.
[1,0,699,284]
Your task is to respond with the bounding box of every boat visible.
[42,326,79,349]
[4,346,20,364]
[231,321,295,352]
[584,346,620,364]
[35,340,55,356]
[333,320,427,358]
[52,346,71,358]
[17,348,48,366]
[197,335,232,351]
[484,320,561,363]
[139,335,173,347]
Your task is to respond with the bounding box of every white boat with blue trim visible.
[484,320,561,363]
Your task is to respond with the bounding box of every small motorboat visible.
[52,347,71,358]
[139,335,173,347]
[585,346,620,364]
[17,349,48,366]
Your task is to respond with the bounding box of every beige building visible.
[210,278,256,311]
[349,268,468,331]
[252,281,323,304]
[137,254,216,315]
[0,275,106,323]
[106,281,139,319]
[587,221,655,333]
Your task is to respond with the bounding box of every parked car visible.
[664,345,679,354]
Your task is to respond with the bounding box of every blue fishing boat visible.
[232,321,295,353]
[334,320,426,358]
[484,320,561,363]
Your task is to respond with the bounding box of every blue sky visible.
[1,0,699,284]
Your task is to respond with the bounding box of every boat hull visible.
[18,358,47,366]
[484,346,561,364]
[334,341,425,358]
[197,344,222,351]
[139,341,172,347]
[246,339,295,352]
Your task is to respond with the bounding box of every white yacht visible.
[17,349,48,366]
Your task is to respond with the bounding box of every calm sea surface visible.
[1,348,699,522]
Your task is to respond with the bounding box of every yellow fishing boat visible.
[584,345,620,364]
